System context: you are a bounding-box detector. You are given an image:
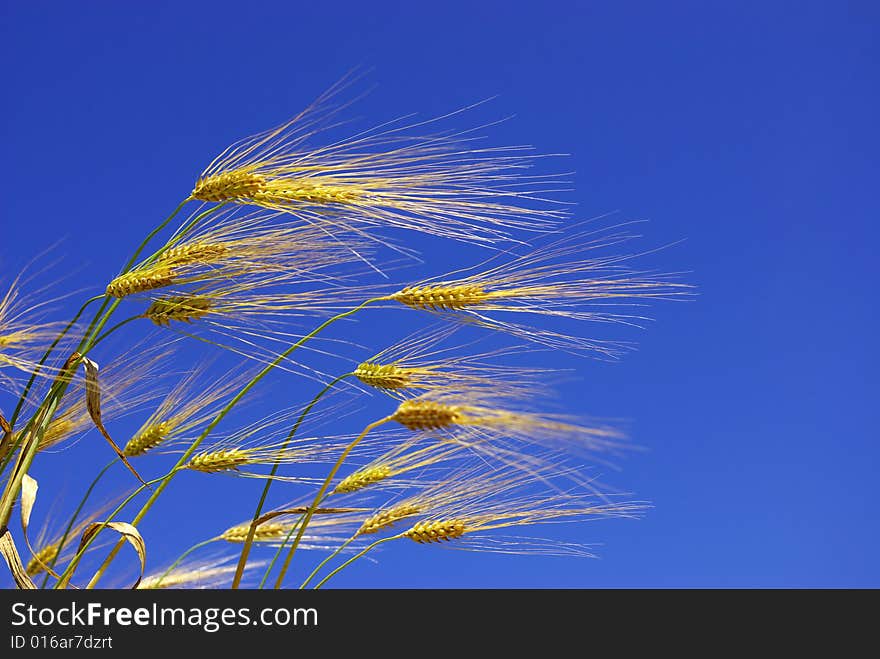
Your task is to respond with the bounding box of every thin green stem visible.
[39,459,117,588]
[79,299,122,352]
[121,197,192,272]
[90,315,142,348]
[85,298,384,587]
[300,535,357,589]
[273,416,391,589]
[258,517,305,589]
[312,534,403,589]
[158,203,228,255]
[151,538,219,588]
[230,372,353,589]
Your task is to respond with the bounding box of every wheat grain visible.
[357,504,422,536]
[390,399,462,430]
[186,448,251,473]
[192,170,268,202]
[0,273,66,390]
[390,284,490,311]
[124,366,250,458]
[333,465,392,494]
[252,181,364,206]
[355,326,549,402]
[157,242,230,267]
[404,519,467,543]
[221,522,288,543]
[123,421,172,457]
[145,296,213,326]
[106,268,175,299]
[354,362,413,390]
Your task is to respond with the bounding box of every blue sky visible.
[1,1,877,588]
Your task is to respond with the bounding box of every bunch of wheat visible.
[0,74,687,589]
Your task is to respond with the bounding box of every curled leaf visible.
[80,356,148,487]
[69,521,147,590]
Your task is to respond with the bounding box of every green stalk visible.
[230,372,354,589]
[299,535,357,589]
[125,198,192,271]
[85,298,384,587]
[159,203,228,254]
[272,416,391,589]
[90,316,142,348]
[258,517,305,588]
[312,534,403,589]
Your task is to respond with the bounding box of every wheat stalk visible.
[0,75,686,593]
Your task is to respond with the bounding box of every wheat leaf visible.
[76,522,147,590]
[80,356,149,488]
[0,528,37,589]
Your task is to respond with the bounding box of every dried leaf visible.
[80,356,148,488]
[17,473,64,582]
[20,474,37,534]
[255,507,361,526]
[0,411,11,436]
[0,409,46,519]
[0,528,37,589]
[0,411,12,461]
[68,521,147,590]
[63,351,82,372]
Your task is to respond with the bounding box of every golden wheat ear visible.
[386,222,690,356]
[192,79,569,244]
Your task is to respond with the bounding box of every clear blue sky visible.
[1,1,877,588]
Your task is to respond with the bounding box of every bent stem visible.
[85,298,384,588]
[258,517,305,588]
[231,372,354,589]
[160,202,228,255]
[313,534,403,589]
[152,538,219,588]
[300,535,357,589]
[272,416,391,589]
